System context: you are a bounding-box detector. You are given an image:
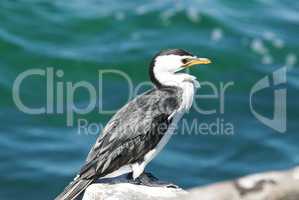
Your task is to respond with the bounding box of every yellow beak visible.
[184,57,212,68]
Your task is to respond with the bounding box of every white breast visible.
[179,80,196,112]
[148,79,197,162]
[131,77,198,179]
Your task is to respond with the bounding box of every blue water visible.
[0,1,298,199]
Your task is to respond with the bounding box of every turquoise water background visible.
[0,1,298,199]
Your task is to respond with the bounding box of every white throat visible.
[154,70,200,112]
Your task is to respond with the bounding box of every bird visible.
[55,49,211,200]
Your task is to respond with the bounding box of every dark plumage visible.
[55,48,205,200]
[155,49,193,57]
[55,86,182,200]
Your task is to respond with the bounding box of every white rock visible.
[82,167,299,200]
[184,166,299,200]
[83,183,187,200]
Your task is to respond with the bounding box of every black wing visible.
[80,86,182,179]
[55,86,182,200]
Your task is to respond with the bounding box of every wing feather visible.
[80,86,182,179]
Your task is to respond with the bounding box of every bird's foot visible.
[127,172,179,189]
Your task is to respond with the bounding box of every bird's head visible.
[149,49,211,87]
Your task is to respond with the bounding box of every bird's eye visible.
[182,58,188,64]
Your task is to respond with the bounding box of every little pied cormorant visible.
[55,49,211,200]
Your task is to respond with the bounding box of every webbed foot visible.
[127,172,179,189]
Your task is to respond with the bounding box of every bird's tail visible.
[55,177,93,200]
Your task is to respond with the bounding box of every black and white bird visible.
[55,49,211,200]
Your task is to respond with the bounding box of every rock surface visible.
[82,183,187,200]
[184,166,299,200]
[82,166,299,200]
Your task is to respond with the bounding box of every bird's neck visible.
[154,72,200,88]
[154,72,200,112]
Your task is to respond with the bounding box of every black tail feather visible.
[55,178,93,200]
